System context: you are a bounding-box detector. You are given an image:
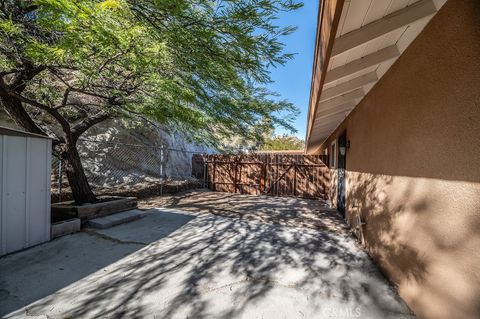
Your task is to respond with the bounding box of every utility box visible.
[0,126,52,256]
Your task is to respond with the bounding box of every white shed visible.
[0,126,52,256]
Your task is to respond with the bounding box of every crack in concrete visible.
[83,229,147,246]
[199,276,303,294]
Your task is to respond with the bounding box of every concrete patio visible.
[0,192,413,318]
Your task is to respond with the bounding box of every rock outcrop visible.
[78,119,211,187]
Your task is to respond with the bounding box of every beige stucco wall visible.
[318,1,480,318]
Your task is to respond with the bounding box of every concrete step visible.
[87,209,145,229]
[51,218,81,239]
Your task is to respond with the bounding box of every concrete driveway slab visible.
[0,195,413,319]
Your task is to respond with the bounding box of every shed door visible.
[1,136,51,256]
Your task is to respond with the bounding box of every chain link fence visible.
[51,139,207,202]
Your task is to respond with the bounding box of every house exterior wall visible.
[317,1,480,318]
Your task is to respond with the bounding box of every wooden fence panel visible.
[200,153,330,199]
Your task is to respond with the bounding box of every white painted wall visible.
[0,131,51,256]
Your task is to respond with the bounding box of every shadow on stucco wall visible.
[343,170,480,319]
[346,173,429,284]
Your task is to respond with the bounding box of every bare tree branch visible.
[2,87,71,135]
[71,112,111,141]
[57,87,72,109]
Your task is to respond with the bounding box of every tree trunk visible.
[63,143,97,204]
[1,92,97,204]
[1,68,99,205]
[0,91,46,135]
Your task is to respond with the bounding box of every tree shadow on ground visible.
[141,190,348,233]
[12,197,412,318]
[0,211,195,318]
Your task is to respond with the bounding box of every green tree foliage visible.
[261,134,304,151]
[0,0,302,203]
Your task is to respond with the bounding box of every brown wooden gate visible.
[194,153,330,199]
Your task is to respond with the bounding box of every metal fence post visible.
[160,145,164,195]
[203,154,207,188]
[58,159,63,202]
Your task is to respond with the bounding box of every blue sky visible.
[267,1,319,140]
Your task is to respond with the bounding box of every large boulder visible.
[78,119,211,187]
